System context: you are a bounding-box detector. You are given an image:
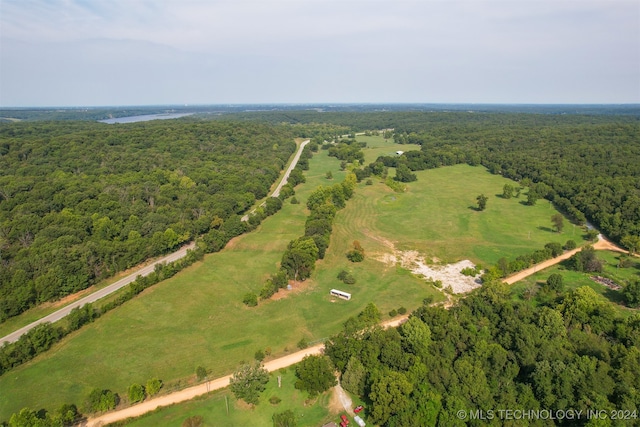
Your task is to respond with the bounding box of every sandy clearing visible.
[376,247,481,294]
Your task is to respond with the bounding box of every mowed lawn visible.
[0,136,578,420]
[121,368,332,427]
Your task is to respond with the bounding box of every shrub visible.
[343,274,356,284]
[146,378,162,396]
[128,383,145,404]
[389,309,397,317]
[243,292,258,307]
[564,239,577,250]
[182,415,204,427]
[290,197,299,204]
[546,273,564,292]
[255,349,265,362]
[346,250,364,262]
[397,307,407,315]
[196,366,207,381]
[545,242,564,257]
[297,337,308,349]
[269,395,282,405]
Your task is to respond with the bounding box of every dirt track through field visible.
[81,316,408,426]
[80,231,632,426]
[503,235,629,285]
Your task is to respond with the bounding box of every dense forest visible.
[385,114,640,248]
[326,284,640,427]
[2,111,638,322]
[0,120,295,321]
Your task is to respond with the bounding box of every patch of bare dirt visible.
[329,383,353,415]
[271,279,314,301]
[373,243,481,294]
[46,288,95,308]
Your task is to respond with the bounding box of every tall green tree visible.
[502,183,514,199]
[294,355,337,396]
[476,194,488,211]
[551,213,564,233]
[229,362,270,405]
[280,237,319,281]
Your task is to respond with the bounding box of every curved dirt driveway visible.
[81,316,408,426]
[503,235,629,285]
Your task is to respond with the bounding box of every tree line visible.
[0,120,296,321]
[324,283,640,426]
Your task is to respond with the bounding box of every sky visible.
[0,0,638,106]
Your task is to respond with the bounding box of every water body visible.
[99,112,193,124]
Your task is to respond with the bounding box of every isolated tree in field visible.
[526,191,539,206]
[346,240,365,262]
[551,213,564,233]
[503,183,514,199]
[325,171,333,180]
[196,366,207,381]
[476,194,488,211]
[294,355,337,396]
[230,362,270,405]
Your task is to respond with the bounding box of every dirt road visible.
[82,315,408,426]
[503,235,629,285]
[1,242,195,345]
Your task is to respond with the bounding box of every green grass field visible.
[510,250,640,314]
[0,135,584,421]
[119,368,332,427]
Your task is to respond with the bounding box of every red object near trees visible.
[354,405,364,413]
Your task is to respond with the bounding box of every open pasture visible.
[0,136,575,420]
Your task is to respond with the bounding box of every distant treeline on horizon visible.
[1,103,639,122]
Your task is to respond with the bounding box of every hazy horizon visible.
[2,0,638,107]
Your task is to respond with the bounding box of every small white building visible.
[330,289,351,300]
[395,150,404,155]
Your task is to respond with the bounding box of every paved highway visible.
[2,139,310,344]
[0,242,195,344]
[241,139,309,221]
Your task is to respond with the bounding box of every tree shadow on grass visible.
[537,226,555,233]
[468,205,481,212]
